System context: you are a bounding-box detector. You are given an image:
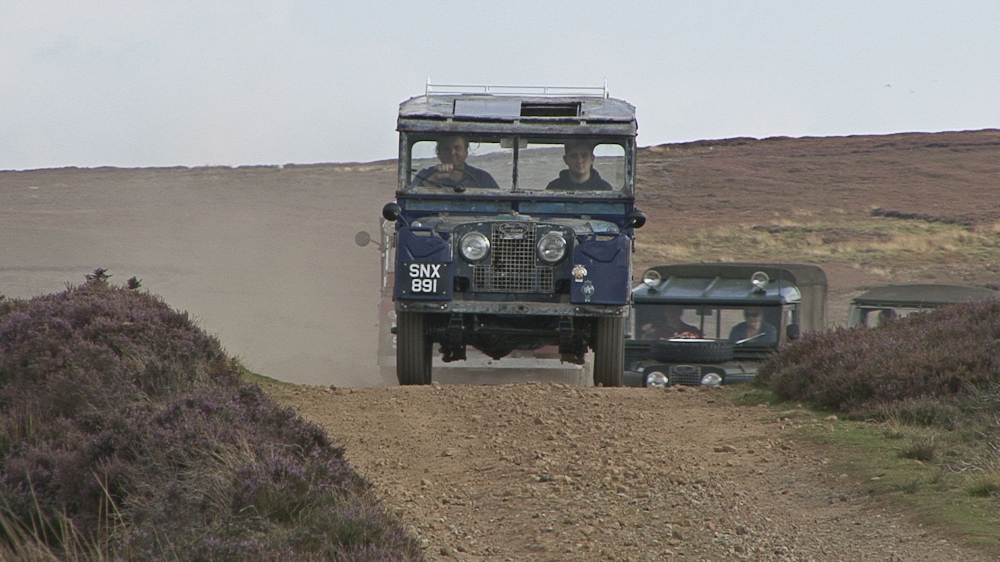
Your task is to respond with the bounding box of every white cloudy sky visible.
[2,1,998,170]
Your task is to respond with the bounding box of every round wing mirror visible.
[354,231,372,247]
[625,209,646,230]
[382,202,402,222]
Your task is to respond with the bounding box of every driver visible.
[413,135,499,189]
[728,308,777,344]
[640,305,703,339]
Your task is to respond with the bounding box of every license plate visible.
[403,262,449,296]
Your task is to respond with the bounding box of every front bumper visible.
[398,300,628,317]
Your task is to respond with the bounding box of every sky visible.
[2,1,998,171]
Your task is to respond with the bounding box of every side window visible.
[592,144,626,188]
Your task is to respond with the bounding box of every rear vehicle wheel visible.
[593,316,624,387]
[397,311,432,385]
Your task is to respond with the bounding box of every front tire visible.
[593,316,624,387]
[397,311,432,385]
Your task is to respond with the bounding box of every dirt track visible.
[266,381,988,561]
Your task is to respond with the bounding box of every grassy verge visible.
[725,294,1000,557]
[727,387,1000,555]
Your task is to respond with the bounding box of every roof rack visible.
[425,77,608,98]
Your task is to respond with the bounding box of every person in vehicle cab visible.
[728,308,777,344]
[876,308,898,326]
[413,135,499,189]
[640,305,703,339]
[545,140,612,191]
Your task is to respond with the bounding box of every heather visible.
[0,271,420,560]
[758,299,1000,426]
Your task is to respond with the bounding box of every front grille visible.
[669,365,702,386]
[472,223,554,293]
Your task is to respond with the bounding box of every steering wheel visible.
[418,167,481,192]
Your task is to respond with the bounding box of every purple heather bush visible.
[0,271,421,560]
[758,299,1000,425]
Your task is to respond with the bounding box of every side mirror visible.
[354,231,372,247]
[382,202,402,222]
[786,324,801,341]
[625,209,646,230]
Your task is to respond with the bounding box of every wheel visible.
[650,339,734,363]
[593,316,624,387]
[397,311,432,385]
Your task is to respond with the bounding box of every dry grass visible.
[636,217,999,278]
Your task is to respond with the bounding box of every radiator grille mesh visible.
[472,224,554,293]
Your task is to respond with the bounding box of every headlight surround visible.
[459,232,490,262]
[645,371,669,388]
[536,232,567,264]
[700,373,723,386]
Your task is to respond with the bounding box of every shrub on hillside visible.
[757,299,1000,423]
[0,271,420,560]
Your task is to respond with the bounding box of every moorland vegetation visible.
[758,299,1000,510]
[0,271,419,561]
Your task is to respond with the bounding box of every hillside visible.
[2,128,997,388]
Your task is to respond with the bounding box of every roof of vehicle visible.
[640,263,828,288]
[632,263,828,332]
[633,263,827,305]
[397,84,637,136]
[851,284,1000,307]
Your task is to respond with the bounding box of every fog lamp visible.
[751,271,769,292]
[642,269,661,289]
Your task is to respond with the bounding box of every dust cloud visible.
[0,163,397,387]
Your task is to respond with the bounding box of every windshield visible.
[406,135,627,194]
[848,306,924,328]
[630,303,788,345]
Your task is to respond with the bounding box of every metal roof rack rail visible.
[425,77,608,98]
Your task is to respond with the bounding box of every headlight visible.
[459,232,490,262]
[645,371,668,388]
[700,373,722,386]
[536,232,567,264]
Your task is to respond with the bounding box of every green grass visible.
[723,387,1000,556]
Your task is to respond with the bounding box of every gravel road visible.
[266,381,987,561]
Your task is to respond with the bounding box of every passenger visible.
[640,305,703,339]
[728,308,777,344]
[877,308,898,326]
[545,140,613,191]
[413,135,499,189]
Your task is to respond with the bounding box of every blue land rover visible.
[381,83,645,386]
